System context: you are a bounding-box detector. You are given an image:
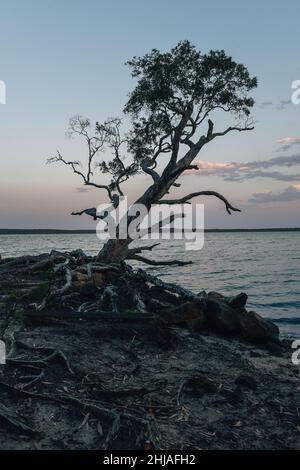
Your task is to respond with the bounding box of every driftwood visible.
[126,254,192,266]
[0,252,296,450]
[0,250,279,344]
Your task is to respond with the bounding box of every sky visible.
[0,0,300,229]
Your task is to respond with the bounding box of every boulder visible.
[197,290,208,300]
[227,292,248,309]
[206,298,239,335]
[92,272,106,288]
[208,291,225,301]
[237,310,279,343]
[163,301,206,330]
[72,272,90,289]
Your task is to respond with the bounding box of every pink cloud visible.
[183,153,300,182]
[276,137,300,145]
[185,160,236,174]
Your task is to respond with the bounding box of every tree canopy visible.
[49,40,257,264]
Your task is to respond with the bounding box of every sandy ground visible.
[0,310,299,450]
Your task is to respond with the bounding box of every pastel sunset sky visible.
[0,0,300,229]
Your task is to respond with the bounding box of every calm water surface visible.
[1,232,299,337]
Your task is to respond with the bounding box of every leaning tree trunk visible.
[97,238,132,264]
[97,183,169,264]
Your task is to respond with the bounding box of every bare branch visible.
[206,119,254,142]
[71,201,117,220]
[172,118,254,179]
[127,243,160,256]
[166,164,199,182]
[142,159,160,183]
[47,150,113,200]
[47,151,87,183]
[127,254,192,266]
[84,182,112,199]
[159,191,241,215]
[71,208,98,220]
[164,102,194,173]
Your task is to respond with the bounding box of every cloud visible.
[191,161,235,170]
[244,154,300,169]
[277,100,292,110]
[276,137,300,151]
[226,170,300,182]
[259,101,273,109]
[276,137,300,145]
[187,153,300,182]
[184,161,235,175]
[257,99,292,110]
[249,184,300,203]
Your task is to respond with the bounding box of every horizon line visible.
[0,228,299,234]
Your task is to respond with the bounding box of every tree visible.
[48,41,257,265]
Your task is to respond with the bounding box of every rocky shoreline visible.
[0,251,299,449]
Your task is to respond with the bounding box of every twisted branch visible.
[159,191,241,215]
[127,254,192,267]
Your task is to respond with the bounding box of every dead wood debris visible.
[0,251,295,450]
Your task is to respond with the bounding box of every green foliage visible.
[125,40,257,162]
[126,40,257,115]
[51,41,257,203]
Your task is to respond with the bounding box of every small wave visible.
[267,317,300,325]
[254,301,300,309]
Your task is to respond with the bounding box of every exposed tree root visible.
[7,346,74,375]
[18,368,45,390]
[0,403,37,436]
[127,254,193,266]
[127,243,160,256]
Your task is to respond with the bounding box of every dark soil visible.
[0,253,299,450]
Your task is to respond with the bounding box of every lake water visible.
[0,232,299,338]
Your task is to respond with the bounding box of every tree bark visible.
[97,238,132,264]
[97,182,168,263]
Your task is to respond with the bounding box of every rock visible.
[70,249,89,263]
[227,293,248,309]
[163,301,206,329]
[237,310,279,343]
[206,298,239,335]
[235,374,257,390]
[208,291,225,300]
[188,316,207,332]
[92,272,106,288]
[197,290,208,300]
[78,284,98,299]
[72,272,90,289]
